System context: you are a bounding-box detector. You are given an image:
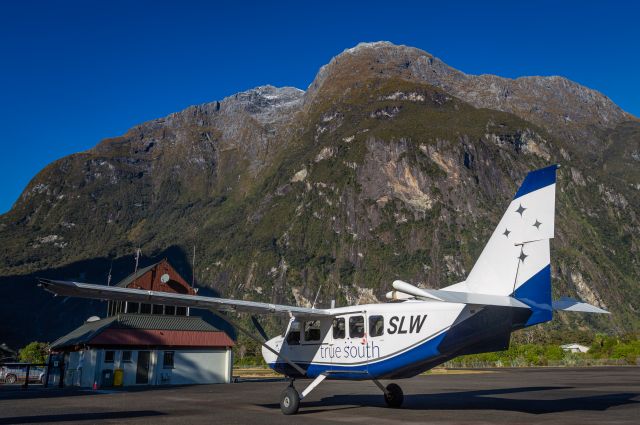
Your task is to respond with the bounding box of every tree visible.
[18,342,49,364]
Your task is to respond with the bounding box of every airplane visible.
[39,164,609,415]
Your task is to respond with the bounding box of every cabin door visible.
[330,316,346,367]
[365,311,384,376]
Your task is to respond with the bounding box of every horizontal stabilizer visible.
[552,297,610,314]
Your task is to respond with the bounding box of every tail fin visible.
[464,165,559,326]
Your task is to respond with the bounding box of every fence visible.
[1,358,66,388]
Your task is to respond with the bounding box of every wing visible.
[38,279,332,318]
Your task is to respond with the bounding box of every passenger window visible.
[304,320,321,342]
[369,315,384,337]
[332,318,345,339]
[349,316,365,338]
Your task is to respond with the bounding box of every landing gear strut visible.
[373,379,404,408]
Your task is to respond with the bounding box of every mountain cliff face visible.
[1,42,638,348]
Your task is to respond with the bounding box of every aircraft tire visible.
[384,383,404,408]
[280,386,300,415]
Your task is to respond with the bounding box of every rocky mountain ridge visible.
[1,41,638,350]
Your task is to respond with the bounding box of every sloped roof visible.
[91,329,234,347]
[51,314,232,350]
[50,316,118,349]
[110,314,219,331]
[115,261,162,288]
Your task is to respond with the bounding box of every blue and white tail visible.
[463,165,559,325]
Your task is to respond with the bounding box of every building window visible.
[369,315,384,337]
[332,318,345,339]
[163,351,174,369]
[165,305,175,315]
[176,306,187,316]
[104,351,115,363]
[304,320,321,342]
[152,304,163,314]
[122,351,132,363]
[349,316,365,338]
[140,303,152,314]
[126,302,140,314]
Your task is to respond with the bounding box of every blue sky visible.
[1,0,638,213]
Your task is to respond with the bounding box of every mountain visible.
[1,42,638,350]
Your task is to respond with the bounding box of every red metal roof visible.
[90,329,234,348]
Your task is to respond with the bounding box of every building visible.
[107,258,196,317]
[50,258,234,387]
[560,343,590,353]
[51,314,234,387]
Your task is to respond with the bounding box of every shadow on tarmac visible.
[260,385,640,415]
[0,384,198,401]
[0,410,164,424]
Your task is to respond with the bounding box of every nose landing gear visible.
[280,385,300,415]
[280,373,328,415]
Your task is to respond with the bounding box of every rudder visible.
[464,165,559,326]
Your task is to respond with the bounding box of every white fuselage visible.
[262,300,483,379]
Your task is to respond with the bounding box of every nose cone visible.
[262,335,283,366]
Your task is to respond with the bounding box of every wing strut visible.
[212,310,307,377]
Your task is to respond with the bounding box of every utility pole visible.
[192,244,196,289]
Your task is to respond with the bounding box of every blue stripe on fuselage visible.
[269,331,448,380]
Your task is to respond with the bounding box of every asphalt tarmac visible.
[0,367,638,424]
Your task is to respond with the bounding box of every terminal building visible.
[50,259,234,387]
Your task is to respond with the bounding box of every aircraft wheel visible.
[384,383,404,408]
[280,386,300,415]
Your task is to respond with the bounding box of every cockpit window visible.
[332,318,345,339]
[349,316,365,338]
[286,321,301,345]
[304,320,321,342]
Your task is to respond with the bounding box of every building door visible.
[136,351,150,384]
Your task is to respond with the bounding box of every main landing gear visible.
[381,382,404,408]
[279,375,404,414]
